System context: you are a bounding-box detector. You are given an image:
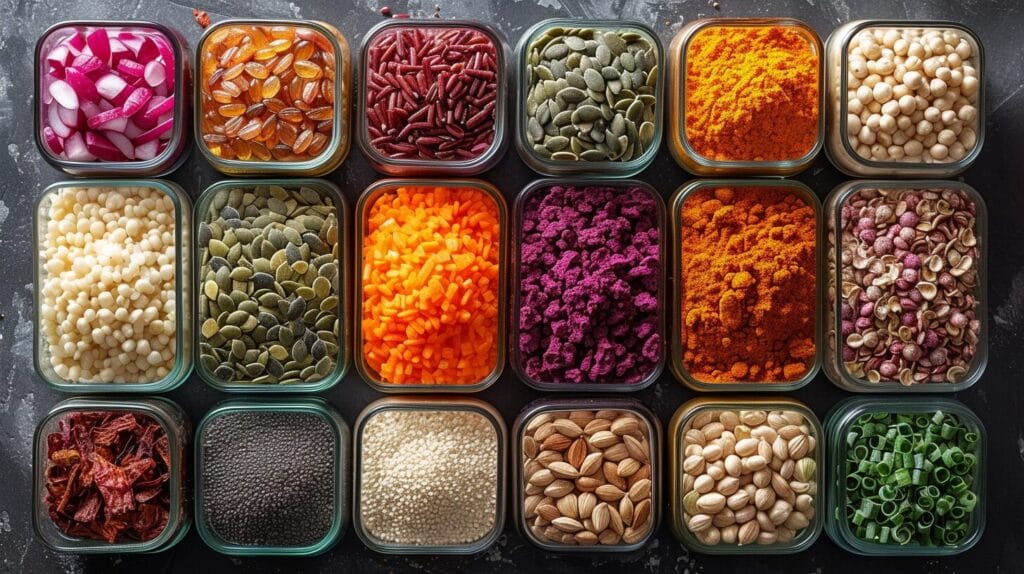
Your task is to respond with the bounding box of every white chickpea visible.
[929,143,949,160]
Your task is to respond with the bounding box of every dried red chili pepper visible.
[43,411,171,544]
[193,8,211,29]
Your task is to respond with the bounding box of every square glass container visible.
[669,179,823,392]
[824,397,985,556]
[193,179,349,393]
[668,397,824,554]
[353,397,506,554]
[510,178,666,392]
[513,398,662,552]
[34,179,193,393]
[824,180,987,392]
[824,21,984,177]
[356,19,509,176]
[514,19,664,177]
[194,398,349,556]
[354,179,507,392]
[35,21,190,177]
[33,397,191,553]
[195,19,351,176]
[666,18,824,176]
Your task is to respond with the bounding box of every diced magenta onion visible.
[86,107,124,129]
[85,131,125,161]
[47,105,73,137]
[134,139,159,160]
[64,67,100,103]
[63,132,96,162]
[46,45,71,76]
[143,61,165,88]
[70,54,104,76]
[43,126,64,155]
[85,28,110,64]
[122,86,153,116]
[137,37,161,64]
[94,73,127,100]
[48,79,78,109]
[65,31,86,51]
[104,131,135,159]
[134,117,172,144]
[116,59,145,77]
[57,101,81,127]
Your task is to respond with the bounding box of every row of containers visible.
[33,177,986,394]
[34,394,985,556]
[36,18,984,178]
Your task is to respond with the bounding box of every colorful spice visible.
[364,26,499,162]
[361,185,501,385]
[685,25,819,161]
[835,188,981,385]
[680,186,817,383]
[518,184,661,385]
[43,411,172,543]
[199,410,338,547]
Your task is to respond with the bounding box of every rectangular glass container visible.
[33,397,190,553]
[824,180,987,392]
[669,179,822,392]
[356,19,509,176]
[35,21,190,177]
[34,179,193,393]
[193,397,349,556]
[194,19,351,176]
[824,397,985,556]
[512,397,662,552]
[193,179,349,393]
[352,396,506,554]
[510,178,665,392]
[668,397,824,554]
[354,178,507,392]
[666,18,824,176]
[824,21,984,177]
[514,19,664,177]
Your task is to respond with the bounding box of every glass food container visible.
[193,179,349,393]
[668,397,824,554]
[824,397,986,556]
[195,19,351,176]
[353,396,507,554]
[824,180,987,392]
[824,21,984,177]
[354,179,507,392]
[194,398,349,556]
[666,18,824,176]
[669,179,823,392]
[356,19,509,176]
[513,398,661,552]
[35,21,191,177]
[510,178,666,392]
[514,19,664,177]
[33,397,191,553]
[34,179,193,393]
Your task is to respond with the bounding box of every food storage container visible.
[824,180,987,392]
[355,179,507,392]
[668,397,824,554]
[669,179,822,391]
[824,21,984,177]
[193,179,349,393]
[514,19,664,177]
[33,397,191,553]
[666,18,824,176]
[513,398,661,552]
[824,397,985,556]
[356,19,509,176]
[35,21,190,177]
[353,396,506,554]
[194,398,349,556]
[195,19,351,175]
[34,179,192,393]
[511,178,666,391]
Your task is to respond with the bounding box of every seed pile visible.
[836,187,980,385]
[525,26,659,163]
[359,408,499,546]
[517,184,662,385]
[522,409,655,547]
[845,27,980,164]
[39,185,179,384]
[199,24,337,162]
[681,408,818,547]
[365,26,499,161]
[198,184,341,385]
[200,410,337,547]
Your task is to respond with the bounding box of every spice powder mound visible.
[680,186,817,383]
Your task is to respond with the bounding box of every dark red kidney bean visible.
[365,26,499,162]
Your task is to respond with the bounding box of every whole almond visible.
[598,530,621,545]
[524,459,543,478]
[530,524,547,542]
[553,418,584,438]
[579,452,603,476]
[561,532,575,544]
[574,530,598,545]
[552,516,584,533]
[584,418,611,435]
[534,514,550,528]
[557,493,579,519]
[633,498,651,529]
[567,437,588,469]
[595,409,620,420]
[536,503,560,522]
[602,442,630,462]
[603,461,628,490]
[595,484,626,502]
[608,506,625,535]
[548,461,580,479]
[617,458,641,477]
[524,494,543,519]
[628,478,652,502]
[523,435,539,459]
[737,520,759,545]
[525,483,543,496]
[529,468,555,486]
[543,525,562,542]
[569,410,595,428]
[622,434,649,463]
[591,502,610,532]
[526,412,553,433]
[589,430,618,449]
[536,450,562,466]
[534,421,556,442]
[575,476,603,492]
[618,495,634,524]
[611,416,640,436]
[622,526,645,544]
[543,433,572,452]
[544,479,575,498]
[628,463,652,489]
[578,492,597,519]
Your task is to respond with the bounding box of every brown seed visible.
[579,452,604,476]
[618,496,634,525]
[524,494,543,519]
[544,479,575,498]
[578,492,597,519]
[628,478,652,502]
[602,442,630,462]
[576,476,604,492]
[529,468,556,486]
[608,506,625,535]
[556,493,579,519]
[548,461,580,479]
[567,437,588,469]
[543,433,572,452]
[589,430,619,449]
[617,458,641,477]
[598,530,621,545]
[552,516,584,533]
[633,498,651,529]
[595,484,626,502]
[623,434,649,463]
[628,464,652,488]
[575,530,599,545]
[536,504,560,522]
[535,450,562,466]
[523,436,539,459]
[611,416,641,436]
[568,410,595,428]
[591,502,610,532]
[553,418,583,438]
[584,418,612,435]
[526,412,553,432]
[603,461,628,490]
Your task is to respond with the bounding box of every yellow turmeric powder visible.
[685,25,820,162]
[680,186,817,383]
